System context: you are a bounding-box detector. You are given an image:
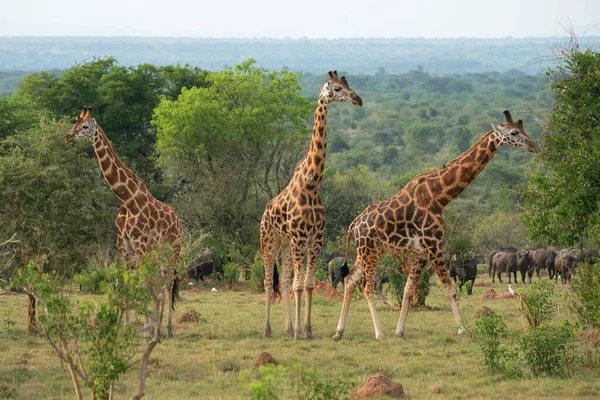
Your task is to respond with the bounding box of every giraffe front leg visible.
[396,259,426,338]
[333,257,362,342]
[280,241,294,337]
[303,237,322,339]
[291,244,306,340]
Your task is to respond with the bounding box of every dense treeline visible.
[2,48,598,279]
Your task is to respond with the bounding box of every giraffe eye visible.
[511,130,519,136]
[334,86,342,92]
[83,124,89,129]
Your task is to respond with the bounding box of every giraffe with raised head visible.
[333,110,539,341]
[261,71,362,339]
[66,106,182,338]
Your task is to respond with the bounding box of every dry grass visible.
[0,277,599,399]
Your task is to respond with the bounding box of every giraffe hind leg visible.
[261,225,278,338]
[362,255,384,340]
[396,259,426,338]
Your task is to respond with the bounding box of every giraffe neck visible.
[290,94,329,191]
[91,126,148,204]
[434,130,500,208]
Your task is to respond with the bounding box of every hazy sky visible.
[1,0,598,38]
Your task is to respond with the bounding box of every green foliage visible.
[468,311,509,372]
[525,46,600,246]
[381,258,407,306]
[73,269,107,294]
[249,252,266,292]
[321,165,393,243]
[13,249,172,400]
[0,118,116,273]
[470,210,528,254]
[153,59,312,243]
[519,280,558,329]
[240,364,352,400]
[222,262,240,289]
[569,262,600,329]
[1,307,15,334]
[11,58,209,182]
[519,321,579,376]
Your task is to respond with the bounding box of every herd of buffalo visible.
[488,247,598,286]
[185,246,598,297]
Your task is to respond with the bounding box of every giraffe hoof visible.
[376,333,385,341]
[396,331,406,339]
[264,326,272,338]
[332,331,343,342]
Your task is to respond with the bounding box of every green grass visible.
[0,276,598,399]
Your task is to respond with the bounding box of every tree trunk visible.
[26,293,36,335]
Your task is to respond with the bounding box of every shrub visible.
[519,321,579,376]
[73,268,106,294]
[468,311,509,372]
[240,364,352,400]
[381,259,431,307]
[13,248,174,400]
[249,252,265,292]
[569,262,600,330]
[519,280,557,329]
[223,261,240,290]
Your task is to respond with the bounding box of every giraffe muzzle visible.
[65,133,75,143]
[352,95,363,106]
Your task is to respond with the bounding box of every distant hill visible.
[1,36,598,74]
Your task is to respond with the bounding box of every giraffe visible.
[261,71,362,339]
[332,110,539,341]
[66,106,182,338]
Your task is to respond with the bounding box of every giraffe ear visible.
[491,123,505,134]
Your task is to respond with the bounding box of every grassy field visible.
[1,271,599,400]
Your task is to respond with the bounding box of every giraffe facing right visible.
[333,110,539,341]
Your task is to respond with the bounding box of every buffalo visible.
[554,248,578,284]
[516,250,535,284]
[491,251,517,283]
[450,256,477,295]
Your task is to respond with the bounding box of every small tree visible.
[13,247,173,400]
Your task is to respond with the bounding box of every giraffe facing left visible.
[66,106,182,338]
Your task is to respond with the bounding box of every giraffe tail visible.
[341,220,356,279]
[272,263,280,296]
[171,277,178,310]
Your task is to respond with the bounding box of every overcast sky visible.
[1,0,598,38]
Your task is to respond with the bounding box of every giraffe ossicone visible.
[333,110,538,342]
[66,106,182,338]
[261,71,362,340]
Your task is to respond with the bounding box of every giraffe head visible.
[491,110,539,153]
[320,70,362,106]
[65,106,97,143]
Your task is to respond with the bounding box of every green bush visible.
[250,253,266,292]
[519,321,579,376]
[569,262,600,330]
[314,259,328,282]
[223,261,240,289]
[73,268,107,294]
[240,364,352,400]
[468,311,509,372]
[519,280,557,329]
